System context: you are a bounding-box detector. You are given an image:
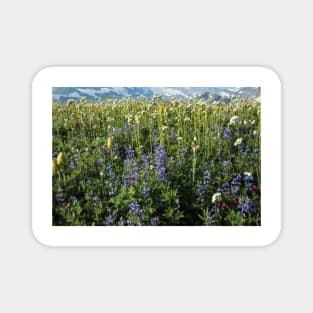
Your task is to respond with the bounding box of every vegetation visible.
[52,95,261,226]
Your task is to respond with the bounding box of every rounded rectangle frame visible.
[32,67,281,246]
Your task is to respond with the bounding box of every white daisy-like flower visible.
[212,192,222,204]
[229,116,240,125]
[243,172,252,177]
[234,138,243,146]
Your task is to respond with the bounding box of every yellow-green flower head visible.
[56,152,65,166]
[52,159,57,176]
[107,137,113,150]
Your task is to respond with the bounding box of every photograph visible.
[52,86,261,226]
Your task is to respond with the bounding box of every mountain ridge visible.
[53,87,259,103]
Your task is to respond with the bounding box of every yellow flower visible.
[52,159,57,176]
[107,137,113,150]
[56,152,65,166]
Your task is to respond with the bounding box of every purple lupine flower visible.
[74,153,80,162]
[154,144,168,182]
[222,127,231,139]
[101,149,108,158]
[128,200,143,216]
[142,182,151,198]
[196,170,212,203]
[113,143,119,154]
[109,181,117,197]
[150,217,159,225]
[106,164,113,178]
[203,170,211,183]
[222,160,230,168]
[109,190,116,196]
[106,215,113,225]
[69,161,76,169]
[237,197,256,215]
[92,196,100,203]
[240,148,251,157]
[230,173,242,195]
[142,153,152,180]
[69,195,78,203]
[122,158,140,188]
[221,182,230,194]
[244,173,254,191]
[55,192,64,203]
[125,147,135,160]
[196,184,207,203]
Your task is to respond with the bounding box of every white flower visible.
[177,136,183,141]
[243,172,252,177]
[229,116,240,125]
[127,115,133,123]
[212,192,222,204]
[234,138,243,146]
[253,130,257,135]
[251,120,255,125]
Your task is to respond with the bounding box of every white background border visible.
[32,67,281,246]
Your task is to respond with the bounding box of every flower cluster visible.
[154,144,168,182]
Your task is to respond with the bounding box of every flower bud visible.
[57,152,65,166]
[107,137,113,150]
[52,159,57,176]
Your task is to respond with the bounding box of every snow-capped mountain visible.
[53,87,259,103]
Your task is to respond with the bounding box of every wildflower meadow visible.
[53,93,261,226]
